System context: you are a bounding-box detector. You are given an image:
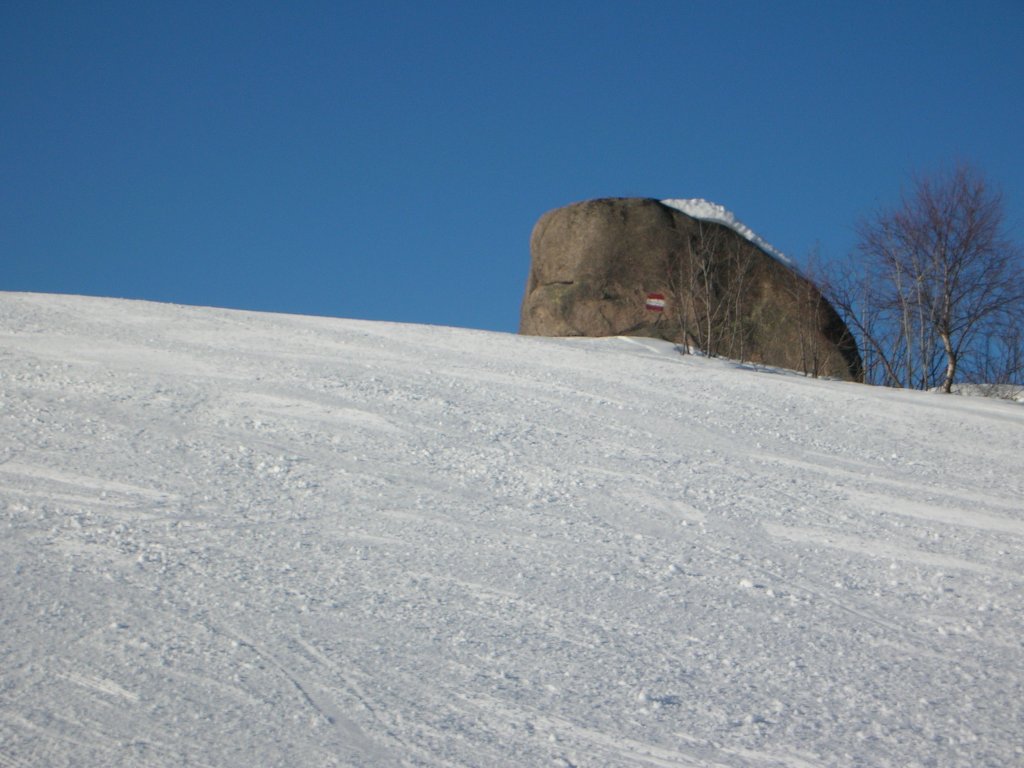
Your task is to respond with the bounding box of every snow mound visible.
[661,198,792,264]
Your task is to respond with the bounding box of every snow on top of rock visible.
[661,198,792,265]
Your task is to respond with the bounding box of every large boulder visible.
[519,197,862,381]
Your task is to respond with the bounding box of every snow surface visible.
[660,199,793,265]
[2,292,1023,767]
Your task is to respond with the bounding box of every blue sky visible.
[4,1,1022,333]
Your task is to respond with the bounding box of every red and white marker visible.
[645,293,666,312]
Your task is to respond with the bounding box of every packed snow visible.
[1,292,1022,767]
[660,199,793,265]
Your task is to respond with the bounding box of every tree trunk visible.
[940,332,956,393]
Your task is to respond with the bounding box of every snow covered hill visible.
[1,292,1022,767]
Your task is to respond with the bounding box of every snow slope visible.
[1,292,1022,767]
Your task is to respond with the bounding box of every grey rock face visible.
[520,198,862,381]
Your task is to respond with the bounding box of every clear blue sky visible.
[4,1,1022,333]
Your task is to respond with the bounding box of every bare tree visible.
[667,221,756,360]
[832,164,1023,392]
[826,258,903,387]
[963,322,1024,400]
[790,245,829,378]
[667,222,719,355]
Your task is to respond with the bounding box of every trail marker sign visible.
[645,293,666,312]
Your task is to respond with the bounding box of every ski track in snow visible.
[1,292,1022,767]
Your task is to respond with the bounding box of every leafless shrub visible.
[829,164,1024,392]
[667,221,757,361]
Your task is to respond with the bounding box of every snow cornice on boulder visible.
[660,198,793,266]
